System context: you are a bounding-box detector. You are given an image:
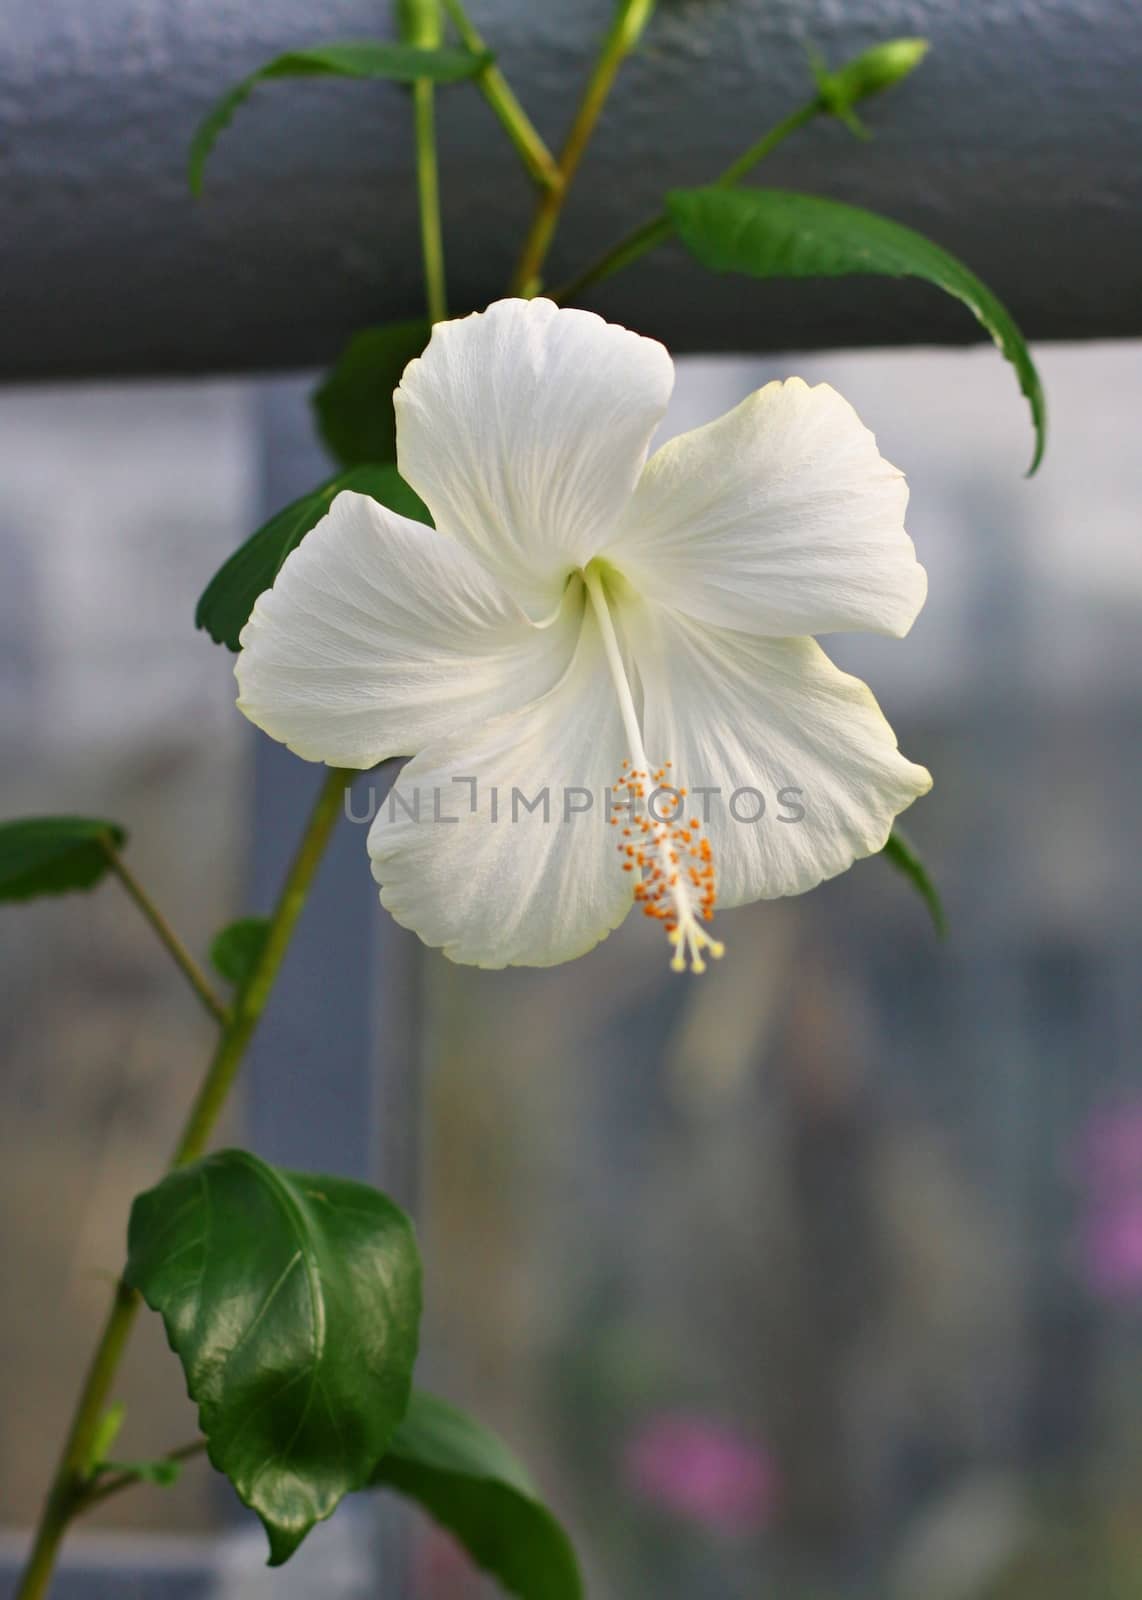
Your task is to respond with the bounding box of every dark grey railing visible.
[2,0,1139,381]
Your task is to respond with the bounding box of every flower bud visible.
[818,37,929,112]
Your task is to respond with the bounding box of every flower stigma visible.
[583,563,725,974]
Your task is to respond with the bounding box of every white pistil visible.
[583,566,725,974]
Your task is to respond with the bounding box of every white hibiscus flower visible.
[236,297,931,972]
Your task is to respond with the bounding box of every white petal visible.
[395,298,674,618]
[607,378,927,638]
[369,600,633,968]
[235,490,579,768]
[625,601,932,905]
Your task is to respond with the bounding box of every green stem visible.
[509,0,656,297]
[78,1440,209,1513]
[103,845,231,1028]
[171,769,352,1168]
[550,98,821,303]
[551,214,673,305]
[440,0,561,191]
[14,1285,139,1600]
[715,99,821,185]
[15,768,353,1600]
[414,77,448,324]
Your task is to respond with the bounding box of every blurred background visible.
[1,340,1140,1598]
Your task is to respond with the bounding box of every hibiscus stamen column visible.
[583,566,725,974]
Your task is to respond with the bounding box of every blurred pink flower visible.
[622,1412,777,1534]
[1073,1100,1142,1303]
[413,1524,477,1598]
[1081,1201,1142,1301]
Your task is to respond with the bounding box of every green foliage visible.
[882,827,947,937]
[125,1149,421,1564]
[209,917,271,989]
[667,186,1046,472]
[372,1390,583,1600]
[0,817,127,903]
[196,464,430,651]
[190,41,492,194]
[313,321,431,469]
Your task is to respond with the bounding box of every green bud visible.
[812,38,929,137]
[84,1401,127,1476]
[396,0,442,49]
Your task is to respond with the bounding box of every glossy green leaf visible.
[882,827,946,937]
[0,816,126,903]
[195,463,430,651]
[668,186,1046,473]
[209,917,271,989]
[372,1391,582,1600]
[125,1149,422,1565]
[190,42,492,194]
[312,320,431,469]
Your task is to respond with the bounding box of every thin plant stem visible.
[551,214,673,305]
[103,844,230,1028]
[440,0,561,191]
[414,78,448,324]
[78,1440,209,1514]
[714,98,820,184]
[15,768,354,1600]
[550,98,821,304]
[14,1284,140,1600]
[171,768,352,1168]
[509,0,656,297]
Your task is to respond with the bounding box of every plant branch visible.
[550,98,821,304]
[441,0,561,191]
[509,0,656,297]
[170,768,353,1168]
[78,1440,209,1514]
[14,1284,140,1600]
[714,99,820,184]
[103,844,231,1028]
[414,78,448,324]
[15,767,354,1600]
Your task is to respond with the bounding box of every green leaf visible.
[312,320,431,469]
[125,1149,422,1565]
[196,463,430,651]
[209,917,271,989]
[190,42,492,194]
[0,816,127,903]
[667,186,1046,473]
[882,827,946,937]
[96,1456,184,1489]
[372,1391,582,1600]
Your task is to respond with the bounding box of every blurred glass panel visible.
[416,343,1142,1600]
[0,382,255,1535]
